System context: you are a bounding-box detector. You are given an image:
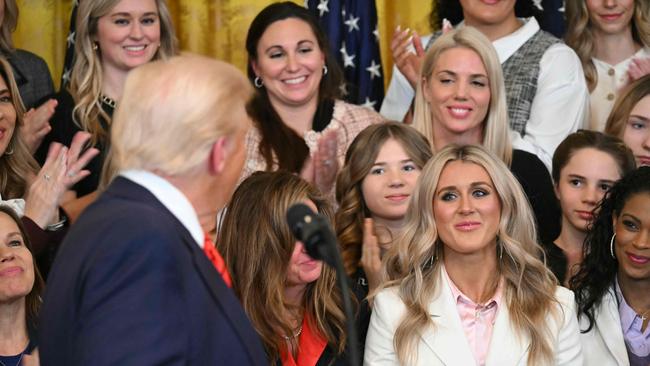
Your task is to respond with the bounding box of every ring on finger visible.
[323,159,333,166]
[66,171,76,178]
[44,174,51,181]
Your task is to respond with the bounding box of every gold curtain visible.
[14,0,434,90]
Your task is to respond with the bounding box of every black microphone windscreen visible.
[286,203,315,239]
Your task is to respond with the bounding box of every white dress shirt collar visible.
[120,169,204,248]
[492,17,541,63]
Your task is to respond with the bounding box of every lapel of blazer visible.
[484,296,529,366]
[597,287,629,365]
[421,272,477,365]
[182,218,265,361]
[108,178,264,362]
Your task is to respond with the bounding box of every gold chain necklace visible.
[283,325,303,340]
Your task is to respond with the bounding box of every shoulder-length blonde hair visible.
[379,144,558,365]
[335,122,432,276]
[566,0,650,91]
[604,74,650,138]
[0,0,19,53]
[218,171,347,363]
[0,56,38,199]
[412,27,513,166]
[70,0,177,146]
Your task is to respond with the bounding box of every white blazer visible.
[364,272,583,366]
[579,287,629,366]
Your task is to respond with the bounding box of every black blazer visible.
[39,177,267,365]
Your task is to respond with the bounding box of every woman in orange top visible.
[218,171,349,366]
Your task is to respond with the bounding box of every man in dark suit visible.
[38,54,267,365]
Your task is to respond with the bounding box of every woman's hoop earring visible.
[93,43,99,51]
[4,144,13,155]
[610,233,616,259]
[323,65,328,75]
[254,76,263,88]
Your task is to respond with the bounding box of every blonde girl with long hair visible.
[35,0,177,201]
[364,144,583,366]
[566,0,650,130]
[412,26,561,245]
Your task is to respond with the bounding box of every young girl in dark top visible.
[546,130,635,285]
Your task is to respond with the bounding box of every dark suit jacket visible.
[6,49,54,109]
[39,177,267,365]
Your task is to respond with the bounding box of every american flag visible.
[60,0,79,90]
[305,0,384,111]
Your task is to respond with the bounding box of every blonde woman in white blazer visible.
[364,145,583,366]
[571,167,650,366]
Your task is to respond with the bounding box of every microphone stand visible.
[297,213,360,366]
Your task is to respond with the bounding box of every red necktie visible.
[203,234,232,288]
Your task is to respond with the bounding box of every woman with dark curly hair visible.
[571,166,650,366]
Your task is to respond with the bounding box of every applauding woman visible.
[412,27,561,243]
[566,0,650,130]
[572,167,650,366]
[0,56,97,276]
[336,122,431,296]
[365,145,582,366]
[242,2,383,197]
[37,0,177,199]
[219,171,349,365]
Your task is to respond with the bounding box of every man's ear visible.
[209,137,228,175]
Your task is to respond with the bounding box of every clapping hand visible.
[361,218,382,294]
[20,98,57,153]
[390,26,425,89]
[301,129,339,194]
[628,57,650,82]
[23,132,99,228]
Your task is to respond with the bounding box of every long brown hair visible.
[218,171,346,363]
[245,2,343,173]
[335,122,432,276]
[0,56,39,199]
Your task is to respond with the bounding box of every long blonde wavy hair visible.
[378,144,559,365]
[0,56,39,199]
[412,27,513,166]
[69,0,177,146]
[218,171,347,364]
[566,0,650,91]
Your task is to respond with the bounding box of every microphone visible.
[286,203,360,366]
[286,203,337,267]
